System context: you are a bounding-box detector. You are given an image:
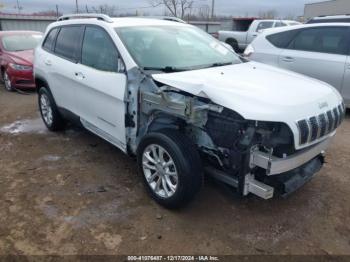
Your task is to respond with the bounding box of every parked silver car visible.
[244,23,350,107]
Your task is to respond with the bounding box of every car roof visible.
[262,22,350,36]
[50,17,190,29]
[311,15,350,20]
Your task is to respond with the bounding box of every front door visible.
[74,26,127,150]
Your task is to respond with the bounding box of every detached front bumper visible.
[206,136,333,200]
[250,135,332,176]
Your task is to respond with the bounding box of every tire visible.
[226,39,240,53]
[137,129,203,209]
[2,70,14,92]
[38,86,66,131]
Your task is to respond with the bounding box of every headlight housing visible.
[9,63,32,71]
[243,44,255,57]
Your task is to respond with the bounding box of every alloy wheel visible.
[40,93,53,126]
[4,72,12,91]
[142,144,178,198]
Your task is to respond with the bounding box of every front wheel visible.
[3,71,14,92]
[137,129,203,209]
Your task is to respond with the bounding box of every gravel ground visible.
[0,86,350,256]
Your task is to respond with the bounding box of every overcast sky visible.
[1,0,317,17]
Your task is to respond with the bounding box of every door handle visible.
[45,60,52,66]
[282,56,295,62]
[347,63,350,69]
[74,72,85,79]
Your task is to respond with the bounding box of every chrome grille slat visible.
[333,107,340,128]
[297,103,344,146]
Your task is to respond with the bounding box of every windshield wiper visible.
[142,66,186,73]
[210,62,233,67]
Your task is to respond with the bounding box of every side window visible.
[288,27,349,55]
[81,26,118,72]
[256,21,274,32]
[43,28,58,51]
[274,21,287,28]
[54,26,83,61]
[266,29,300,48]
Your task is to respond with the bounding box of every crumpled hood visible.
[152,61,342,123]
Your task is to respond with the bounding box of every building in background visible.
[304,0,350,20]
[0,13,56,32]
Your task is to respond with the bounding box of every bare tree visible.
[90,4,118,17]
[150,0,194,18]
[32,10,63,16]
[198,4,210,20]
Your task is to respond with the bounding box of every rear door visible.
[278,26,348,92]
[74,25,127,149]
[48,25,84,114]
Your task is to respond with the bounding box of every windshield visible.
[2,34,43,52]
[115,25,241,71]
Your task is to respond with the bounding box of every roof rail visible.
[57,13,113,23]
[140,16,186,23]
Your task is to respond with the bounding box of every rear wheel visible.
[137,129,203,209]
[3,71,14,92]
[38,87,66,131]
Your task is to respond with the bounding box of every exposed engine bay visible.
[124,71,331,199]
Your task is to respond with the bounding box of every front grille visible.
[16,80,33,85]
[297,103,345,145]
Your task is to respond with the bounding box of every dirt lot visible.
[0,86,350,256]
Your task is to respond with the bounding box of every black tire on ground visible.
[226,39,240,53]
[38,86,66,131]
[137,129,203,209]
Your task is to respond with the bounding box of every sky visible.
[0,0,318,17]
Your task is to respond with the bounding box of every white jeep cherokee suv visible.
[34,14,345,208]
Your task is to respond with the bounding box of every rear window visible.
[54,26,83,61]
[266,29,300,48]
[256,21,274,32]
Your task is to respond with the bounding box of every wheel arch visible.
[34,75,50,93]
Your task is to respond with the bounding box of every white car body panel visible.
[72,64,127,149]
[247,23,350,106]
[152,61,343,150]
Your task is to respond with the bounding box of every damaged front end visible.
[131,75,331,199]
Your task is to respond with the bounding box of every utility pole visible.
[15,0,22,14]
[56,4,59,17]
[75,0,79,13]
[211,0,215,19]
